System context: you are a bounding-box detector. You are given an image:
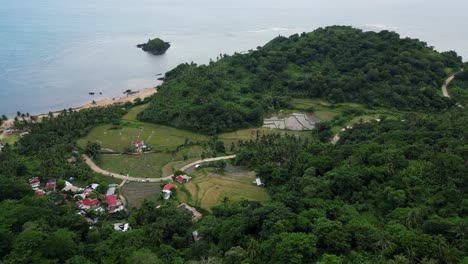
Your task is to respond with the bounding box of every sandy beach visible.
[0,87,157,131]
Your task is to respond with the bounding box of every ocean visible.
[1,0,467,117]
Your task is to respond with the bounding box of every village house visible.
[46,179,56,191]
[62,181,82,193]
[178,203,202,222]
[106,187,116,196]
[135,140,148,152]
[66,156,78,165]
[113,223,130,232]
[255,178,264,186]
[29,177,40,189]
[175,175,192,183]
[192,230,201,241]
[162,183,178,200]
[106,195,118,211]
[76,198,99,211]
[88,183,99,190]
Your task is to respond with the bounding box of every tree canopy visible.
[139,26,463,133]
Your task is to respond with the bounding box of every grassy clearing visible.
[77,103,209,153]
[79,103,313,179]
[178,167,270,211]
[77,123,208,153]
[122,104,149,120]
[0,133,19,145]
[120,182,162,208]
[77,104,210,179]
[97,146,204,178]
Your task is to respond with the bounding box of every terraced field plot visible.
[178,167,270,211]
[263,113,320,130]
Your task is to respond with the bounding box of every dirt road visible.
[82,154,236,182]
[442,69,464,97]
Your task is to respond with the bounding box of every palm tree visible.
[246,238,260,259]
[374,235,397,257]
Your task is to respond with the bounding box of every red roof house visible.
[83,198,99,207]
[135,140,144,148]
[163,183,178,191]
[46,179,56,191]
[35,190,45,197]
[29,177,40,184]
[106,195,118,207]
[175,175,192,183]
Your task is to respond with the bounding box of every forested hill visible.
[139,26,464,134]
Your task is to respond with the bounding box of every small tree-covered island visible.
[136,37,170,55]
[0,26,467,263]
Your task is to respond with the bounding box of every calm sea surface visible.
[1,0,467,116]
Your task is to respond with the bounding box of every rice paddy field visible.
[178,166,270,212]
[120,182,162,208]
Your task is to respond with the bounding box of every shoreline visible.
[0,87,157,130]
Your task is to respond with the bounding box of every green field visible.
[178,167,270,211]
[79,100,404,179]
[78,105,209,153]
[79,104,314,179]
[97,146,203,178]
[120,182,162,208]
[78,105,210,178]
[0,133,19,145]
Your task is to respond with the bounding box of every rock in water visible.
[137,38,170,55]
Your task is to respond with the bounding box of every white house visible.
[255,178,264,186]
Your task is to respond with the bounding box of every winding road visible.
[330,71,465,145]
[442,69,464,97]
[82,154,236,183]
